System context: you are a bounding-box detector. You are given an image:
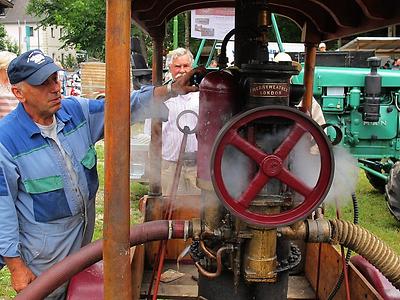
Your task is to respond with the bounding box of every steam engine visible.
[192,3,334,299]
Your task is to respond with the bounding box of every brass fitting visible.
[278,221,307,240]
[278,219,331,243]
[258,10,270,28]
[257,9,271,44]
[244,227,277,283]
[201,190,224,231]
[307,219,331,243]
[191,218,202,240]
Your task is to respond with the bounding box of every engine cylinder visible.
[197,70,239,182]
[240,62,297,110]
[197,70,239,231]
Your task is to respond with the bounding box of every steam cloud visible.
[291,135,359,207]
[221,130,359,209]
[324,146,359,205]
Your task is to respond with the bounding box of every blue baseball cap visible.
[7,49,61,85]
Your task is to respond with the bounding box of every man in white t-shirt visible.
[145,48,200,195]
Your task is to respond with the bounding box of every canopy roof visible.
[0,0,13,9]
[131,0,400,42]
[339,37,400,57]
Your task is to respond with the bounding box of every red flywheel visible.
[210,106,334,227]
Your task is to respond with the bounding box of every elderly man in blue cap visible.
[0,49,202,299]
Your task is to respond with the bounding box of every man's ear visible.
[11,85,25,103]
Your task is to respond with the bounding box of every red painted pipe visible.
[15,220,189,300]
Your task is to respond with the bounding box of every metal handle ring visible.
[176,109,199,135]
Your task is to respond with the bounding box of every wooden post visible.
[104,0,132,298]
[302,43,317,114]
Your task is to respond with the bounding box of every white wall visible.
[4,22,75,64]
[223,40,305,63]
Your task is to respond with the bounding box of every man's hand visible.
[153,67,207,100]
[4,257,36,293]
[171,66,207,95]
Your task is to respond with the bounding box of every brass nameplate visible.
[250,83,289,97]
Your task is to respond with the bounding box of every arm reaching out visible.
[153,67,207,100]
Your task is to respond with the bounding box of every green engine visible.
[293,56,400,192]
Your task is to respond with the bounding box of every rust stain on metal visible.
[302,44,317,113]
[104,0,132,299]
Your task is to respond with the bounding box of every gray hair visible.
[13,81,25,89]
[166,48,194,67]
[0,51,16,70]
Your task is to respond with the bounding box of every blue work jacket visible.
[0,86,154,275]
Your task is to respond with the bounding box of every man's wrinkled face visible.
[169,54,192,80]
[12,72,62,124]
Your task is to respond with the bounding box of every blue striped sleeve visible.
[131,85,156,122]
[0,146,21,262]
[74,97,105,143]
[0,167,8,196]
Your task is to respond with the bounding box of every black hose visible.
[327,192,359,300]
[218,28,236,68]
[218,27,258,69]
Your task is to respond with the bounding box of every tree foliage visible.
[27,0,106,60]
[25,1,301,63]
[0,24,19,54]
[269,15,302,43]
[0,24,7,47]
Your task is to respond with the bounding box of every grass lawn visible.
[1,144,399,298]
[325,171,400,254]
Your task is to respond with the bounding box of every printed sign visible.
[191,8,235,40]
[250,83,289,97]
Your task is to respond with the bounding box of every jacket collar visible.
[16,102,72,137]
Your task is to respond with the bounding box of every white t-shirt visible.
[36,116,83,203]
[144,92,199,162]
[298,97,325,126]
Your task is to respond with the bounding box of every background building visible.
[0,0,75,64]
